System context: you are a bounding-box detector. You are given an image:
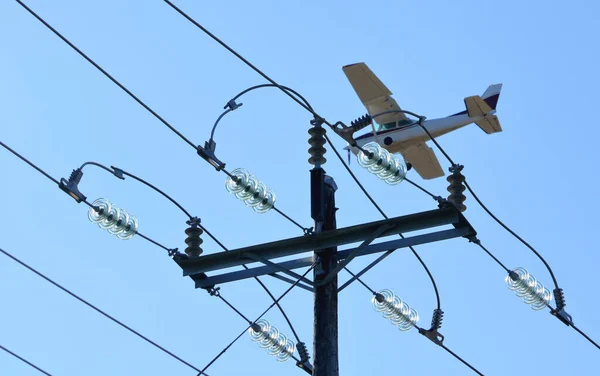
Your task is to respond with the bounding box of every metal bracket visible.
[419,327,445,346]
[313,224,394,287]
[243,252,314,287]
[551,308,574,326]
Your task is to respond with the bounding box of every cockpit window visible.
[377,119,414,131]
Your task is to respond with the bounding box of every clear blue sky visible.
[1,0,599,375]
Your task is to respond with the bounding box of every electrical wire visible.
[0,140,178,254]
[75,163,305,344]
[324,133,442,310]
[17,0,311,238]
[15,0,197,151]
[219,83,433,309]
[13,0,309,342]
[470,238,510,272]
[403,118,561,290]
[0,140,59,185]
[463,179,559,289]
[0,344,53,376]
[0,246,207,375]
[438,343,484,376]
[196,263,316,376]
[569,322,600,351]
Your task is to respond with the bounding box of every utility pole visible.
[309,118,339,376]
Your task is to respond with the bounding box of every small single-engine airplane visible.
[343,62,502,179]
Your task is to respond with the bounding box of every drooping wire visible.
[79,164,304,344]
[17,0,311,237]
[463,179,559,289]
[221,82,436,309]
[0,344,53,376]
[14,0,307,341]
[15,0,197,151]
[0,246,207,375]
[196,263,316,376]
[401,116,561,290]
[323,133,441,310]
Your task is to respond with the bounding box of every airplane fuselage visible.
[349,112,488,155]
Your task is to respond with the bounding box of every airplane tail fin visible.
[464,83,503,134]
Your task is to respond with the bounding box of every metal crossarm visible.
[176,207,475,289]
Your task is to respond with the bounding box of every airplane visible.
[343,62,502,180]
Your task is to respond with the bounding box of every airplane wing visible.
[398,143,444,180]
[342,63,408,125]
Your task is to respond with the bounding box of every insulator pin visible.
[357,142,407,185]
[184,225,203,257]
[431,308,444,330]
[446,170,466,212]
[553,288,566,310]
[296,341,310,363]
[249,319,296,362]
[505,267,552,310]
[225,169,276,213]
[350,114,373,130]
[372,289,419,331]
[88,198,138,240]
[308,126,327,165]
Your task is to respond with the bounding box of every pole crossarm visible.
[176,206,476,289]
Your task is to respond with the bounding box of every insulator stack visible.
[225,168,276,213]
[357,142,407,185]
[88,198,138,240]
[296,341,310,364]
[505,267,552,310]
[430,308,444,330]
[554,288,566,310]
[372,289,419,331]
[308,125,327,166]
[249,319,296,362]
[184,225,203,257]
[350,114,373,130]
[446,170,466,212]
[68,168,84,186]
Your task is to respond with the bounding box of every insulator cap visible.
[184,226,203,257]
[505,267,552,310]
[296,341,310,363]
[350,114,373,130]
[88,198,138,240]
[308,126,327,165]
[446,170,466,212]
[553,288,566,310]
[430,309,444,330]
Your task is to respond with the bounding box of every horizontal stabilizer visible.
[475,114,502,134]
[464,95,494,118]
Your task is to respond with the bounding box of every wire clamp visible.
[208,286,221,297]
[303,227,314,236]
[167,248,180,257]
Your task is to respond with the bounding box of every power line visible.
[0,246,207,375]
[196,263,316,376]
[412,120,561,290]
[0,141,178,254]
[16,0,309,237]
[323,133,442,310]
[15,0,198,151]
[0,140,59,185]
[0,344,53,376]
[75,163,305,346]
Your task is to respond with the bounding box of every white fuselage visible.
[349,113,485,154]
